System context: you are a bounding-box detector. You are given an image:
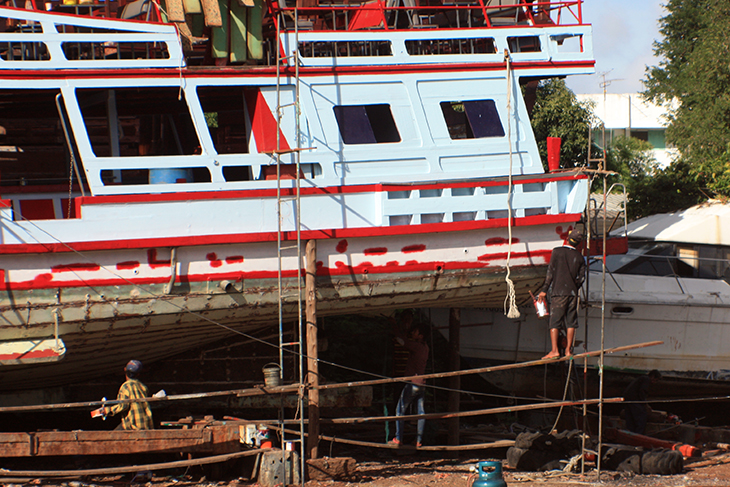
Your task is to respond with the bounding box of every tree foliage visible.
[604,136,703,220]
[529,78,704,219]
[643,0,730,197]
[529,79,595,170]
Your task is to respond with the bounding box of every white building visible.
[576,93,679,168]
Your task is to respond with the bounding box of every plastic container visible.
[149,168,193,184]
[472,461,507,487]
[529,291,549,318]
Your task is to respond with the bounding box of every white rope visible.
[503,48,520,319]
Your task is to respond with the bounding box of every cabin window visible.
[76,87,200,158]
[0,41,50,61]
[0,89,85,189]
[61,42,170,61]
[99,167,211,186]
[0,19,49,61]
[333,104,400,144]
[197,86,250,155]
[299,40,392,58]
[404,38,496,56]
[507,36,541,53]
[440,100,504,139]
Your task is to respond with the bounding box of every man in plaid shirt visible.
[106,360,154,430]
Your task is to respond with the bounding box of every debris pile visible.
[506,430,585,472]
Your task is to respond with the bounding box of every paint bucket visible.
[529,291,549,318]
[472,461,507,487]
[263,363,281,387]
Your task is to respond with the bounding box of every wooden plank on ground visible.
[0,426,240,457]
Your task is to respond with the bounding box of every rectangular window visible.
[333,104,400,144]
[440,100,504,139]
[299,40,392,58]
[76,87,200,158]
[0,41,50,61]
[405,37,496,56]
[197,86,249,154]
[0,89,84,188]
[507,35,541,53]
[61,42,169,61]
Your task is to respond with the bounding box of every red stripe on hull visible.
[0,60,595,80]
[0,213,583,255]
[0,252,550,291]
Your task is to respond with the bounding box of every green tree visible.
[643,0,730,197]
[603,136,702,219]
[628,160,705,220]
[529,79,595,169]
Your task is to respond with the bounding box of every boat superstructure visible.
[0,0,593,391]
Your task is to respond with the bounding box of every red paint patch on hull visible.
[402,244,426,253]
[0,348,63,361]
[484,237,519,246]
[51,263,100,273]
[117,261,140,270]
[336,239,348,253]
[477,250,550,264]
[226,256,244,264]
[207,252,223,268]
[364,247,387,255]
[147,249,171,269]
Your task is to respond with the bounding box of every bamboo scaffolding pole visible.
[316,340,663,391]
[0,341,660,413]
[268,425,517,451]
[289,397,623,424]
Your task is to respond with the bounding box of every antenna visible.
[598,70,624,101]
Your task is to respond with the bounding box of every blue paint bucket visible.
[472,461,507,487]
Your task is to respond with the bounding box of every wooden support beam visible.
[447,307,460,448]
[305,239,320,460]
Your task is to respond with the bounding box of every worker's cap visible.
[125,360,143,377]
[568,229,584,242]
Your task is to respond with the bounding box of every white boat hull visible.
[434,271,730,397]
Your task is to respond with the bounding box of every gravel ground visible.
[5,452,730,487]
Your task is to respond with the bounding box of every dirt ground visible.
[6,452,730,487]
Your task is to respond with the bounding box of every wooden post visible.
[305,240,320,460]
[447,308,460,447]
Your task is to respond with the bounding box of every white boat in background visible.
[433,200,730,398]
[0,0,594,395]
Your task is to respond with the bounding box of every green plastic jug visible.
[472,461,506,487]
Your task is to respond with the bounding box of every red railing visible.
[270,0,585,32]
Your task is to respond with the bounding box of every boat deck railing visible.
[1,0,588,67]
[271,0,585,33]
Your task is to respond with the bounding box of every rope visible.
[503,48,519,319]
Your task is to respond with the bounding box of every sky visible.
[565,0,667,95]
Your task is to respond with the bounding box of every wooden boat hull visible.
[0,220,574,391]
